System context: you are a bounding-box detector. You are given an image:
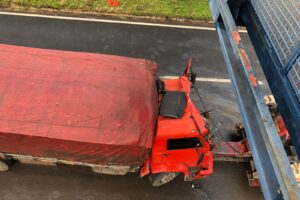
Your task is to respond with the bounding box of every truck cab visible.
[141,61,213,186]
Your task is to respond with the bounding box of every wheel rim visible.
[160,173,178,184]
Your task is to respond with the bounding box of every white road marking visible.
[160,76,264,85]
[0,11,247,32]
[0,12,251,85]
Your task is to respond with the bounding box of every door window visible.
[167,138,201,150]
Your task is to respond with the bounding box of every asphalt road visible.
[0,14,265,200]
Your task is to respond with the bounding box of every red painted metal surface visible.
[275,115,290,141]
[213,140,250,157]
[0,44,158,166]
[143,63,213,180]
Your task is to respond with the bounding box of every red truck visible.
[0,44,213,186]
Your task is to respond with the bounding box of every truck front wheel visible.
[149,172,179,187]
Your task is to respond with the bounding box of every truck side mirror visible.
[182,58,197,88]
[190,72,197,88]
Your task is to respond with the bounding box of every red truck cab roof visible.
[156,77,208,139]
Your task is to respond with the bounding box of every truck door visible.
[163,137,203,167]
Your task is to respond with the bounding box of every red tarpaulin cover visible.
[0,44,158,166]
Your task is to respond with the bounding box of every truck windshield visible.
[167,138,201,150]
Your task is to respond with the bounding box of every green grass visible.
[0,0,212,20]
[0,0,11,7]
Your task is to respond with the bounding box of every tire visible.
[0,159,12,172]
[149,172,179,187]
